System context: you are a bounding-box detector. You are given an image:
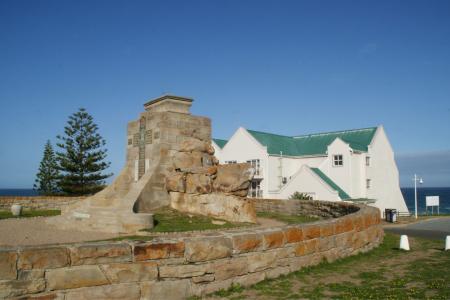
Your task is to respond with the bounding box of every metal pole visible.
[414,174,418,219]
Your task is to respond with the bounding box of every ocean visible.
[0,187,449,215]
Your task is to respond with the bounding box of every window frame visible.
[333,154,344,167]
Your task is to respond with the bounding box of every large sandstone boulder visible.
[173,152,202,170]
[186,174,212,194]
[170,192,257,223]
[179,138,209,152]
[165,172,186,193]
[213,163,255,196]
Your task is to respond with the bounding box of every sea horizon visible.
[1,187,449,215]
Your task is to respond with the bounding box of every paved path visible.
[384,217,450,240]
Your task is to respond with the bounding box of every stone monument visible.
[47,95,256,234]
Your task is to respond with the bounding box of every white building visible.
[212,126,408,216]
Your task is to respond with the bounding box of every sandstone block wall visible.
[0,200,383,299]
[0,196,87,210]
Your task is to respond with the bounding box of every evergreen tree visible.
[34,140,60,195]
[56,108,112,195]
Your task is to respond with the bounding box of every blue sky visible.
[1,0,449,188]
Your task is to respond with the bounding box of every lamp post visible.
[413,174,423,219]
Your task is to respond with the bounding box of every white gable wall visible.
[319,138,353,197]
[268,166,341,201]
[214,128,269,195]
[366,127,408,214]
[211,141,222,157]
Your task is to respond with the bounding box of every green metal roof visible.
[310,168,351,200]
[246,127,377,156]
[213,138,228,149]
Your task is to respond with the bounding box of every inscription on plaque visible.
[145,130,153,144]
[133,133,139,147]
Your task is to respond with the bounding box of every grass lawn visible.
[0,209,61,219]
[200,233,450,300]
[144,208,253,233]
[256,211,320,224]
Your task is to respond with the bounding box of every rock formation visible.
[47,95,256,234]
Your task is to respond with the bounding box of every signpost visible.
[425,196,440,215]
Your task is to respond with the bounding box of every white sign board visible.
[426,196,439,207]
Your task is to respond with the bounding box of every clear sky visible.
[1,0,449,188]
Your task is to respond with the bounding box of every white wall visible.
[366,127,409,215]
[269,166,341,201]
[319,138,353,197]
[215,128,269,196]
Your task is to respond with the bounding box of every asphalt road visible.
[384,217,450,240]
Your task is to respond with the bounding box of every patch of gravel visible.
[0,216,119,247]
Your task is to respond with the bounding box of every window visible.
[366,179,371,189]
[225,160,237,164]
[246,159,261,175]
[248,180,262,198]
[366,156,371,166]
[333,155,343,166]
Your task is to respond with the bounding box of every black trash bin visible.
[385,208,397,223]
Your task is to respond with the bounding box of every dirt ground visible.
[0,216,119,246]
[0,216,285,247]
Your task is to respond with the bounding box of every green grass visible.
[205,233,450,299]
[256,211,320,224]
[144,208,252,233]
[0,209,61,219]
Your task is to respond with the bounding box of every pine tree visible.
[34,140,60,195]
[56,108,112,195]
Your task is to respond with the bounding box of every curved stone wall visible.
[0,200,383,299]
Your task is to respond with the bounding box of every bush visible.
[289,191,313,200]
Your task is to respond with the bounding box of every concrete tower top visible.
[144,94,193,114]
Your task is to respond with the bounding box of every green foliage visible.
[288,191,313,200]
[33,140,60,195]
[56,108,112,195]
[0,209,61,219]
